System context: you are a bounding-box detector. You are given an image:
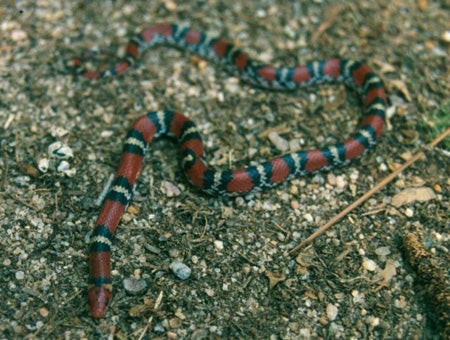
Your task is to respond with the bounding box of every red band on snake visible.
[72,23,387,318]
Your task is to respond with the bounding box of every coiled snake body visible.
[72,23,387,318]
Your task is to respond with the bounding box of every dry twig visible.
[288,127,450,256]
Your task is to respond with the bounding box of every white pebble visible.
[368,316,380,327]
[57,160,70,172]
[15,271,25,280]
[50,126,69,138]
[101,130,113,138]
[48,142,73,159]
[442,30,450,43]
[335,176,347,189]
[11,29,27,41]
[268,132,289,152]
[37,157,49,173]
[404,208,414,217]
[326,303,339,321]
[375,246,391,256]
[123,277,147,295]
[362,258,377,271]
[214,240,224,251]
[303,213,314,223]
[170,261,191,280]
[160,180,181,197]
[63,167,77,177]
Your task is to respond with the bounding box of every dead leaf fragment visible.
[389,79,412,101]
[265,270,286,289]
[311,4,343,42]
[377,259,397,285]
[391,187,436,207]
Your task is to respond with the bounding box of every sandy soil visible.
[0,1,448,338]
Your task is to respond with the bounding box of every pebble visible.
[100,130,113,138]
[367,316,380,327]
[335,175,347,189]
[404,207,414,217]
[15,271,24,280]
[362,258,377,271]
[303,213,314,223]
[39,308,49,318]
[299,328,311,337]
[11,29,27,41]
[268,131,289,152]
[48,142,73,159]
[214,240,224,251]
[161,180,181,197]
[375,246,391,256]
[204,288,215,297]
[170,261,192,280]
[37,156,49,173]
[169,317,182,328]
[123,277,148,295]
[326,303,339,321]
[57,160,70,172]
[50,126,69,138]
[441,30,450,43]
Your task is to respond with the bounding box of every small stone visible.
[214,240,224,251]
[50,126,69,138]
[326,303,339,321]
[11,29,27,41]
[352,290,361,303]
[169,317,181,329]
[204,288,215,297]
[404,208,414,217]
[303,213,314,223]
[57,160,70,172]
[164,0,177,11]
[362,258,377,272]
[375,246,391,256]
[289,322,299,332]
[154,323,165,333]
[37,156,49,173]
[100,130,113,138]
[327,173,336,186]
[48,142,73,159]
[441,30,450,43]
[16,271,25,280]
[299,328,311,337]
[30,197,44,212]
[368,316,380,327]
[39,308,49,317]
[63,167,77,177]
[268,131,289,152]
[166,331,177,339]
[335,175,347,189]
[170,261,191,280]
[290,200,300,210]
[123,277,148,295]
[191,329,209,340]
[161,180,181,197]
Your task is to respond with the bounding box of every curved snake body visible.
[73,23,387,318]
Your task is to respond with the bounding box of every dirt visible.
[0,0,449,339]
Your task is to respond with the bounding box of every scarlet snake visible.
[71,23,387,318]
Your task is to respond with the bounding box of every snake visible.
[71,23,387,318]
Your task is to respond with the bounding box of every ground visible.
[0,0,449,339]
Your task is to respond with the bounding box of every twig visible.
[138,290,164,340]
[288,127,450,256]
